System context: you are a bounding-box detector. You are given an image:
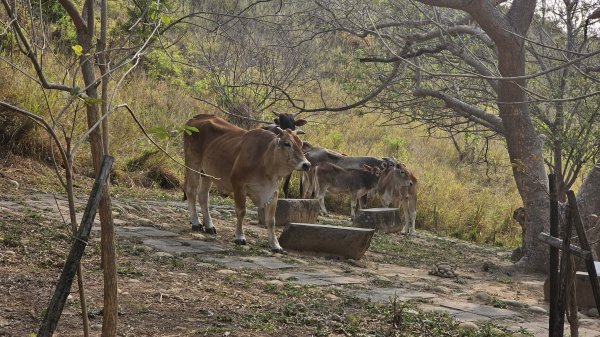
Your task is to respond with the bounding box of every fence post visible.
[549,174,560,335]
[38,155,114,337]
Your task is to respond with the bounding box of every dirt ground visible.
[1,157,599,337]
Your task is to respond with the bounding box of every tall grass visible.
[1,52,523,248]
[299,114,522,247]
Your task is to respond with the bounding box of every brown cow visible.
[376,160,418,234]
[183,114,311,252]
[313,162,382,218]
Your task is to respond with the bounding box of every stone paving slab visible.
[245,257,297,270]
[203,256,296,270]
[277,271,365,286]
[119,226,179,237]
[436,300,518,318]
[353,288,438,303]
[203,257,263,270]
[417,304,490,322]
[143,238,226,254]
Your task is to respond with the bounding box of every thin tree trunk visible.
[66,139,90,337]
[74,0,118,333]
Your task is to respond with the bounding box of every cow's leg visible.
[350,192,358,218]
[317,189,328,215]
[264,195,283,253]
[282,174,292,198]
[400,196,413,235]
[185,170,202,230]
[233,188,247,245]
[257,207,265,227]
[408,195,417,235]
[197,176,216,234]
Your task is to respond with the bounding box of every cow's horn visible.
[272,111,281,117]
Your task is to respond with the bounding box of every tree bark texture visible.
[576,161,600,259]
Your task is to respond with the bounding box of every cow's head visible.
[271,111,307,134]
[379,159,413,187]
[273,127,311,172]
[363,164,382,177]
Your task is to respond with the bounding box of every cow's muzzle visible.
[297,161,311,171]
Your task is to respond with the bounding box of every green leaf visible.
[71,44,83,56]
[147,127,170,140]
[83,97,103,105]
[69,86,80,96]
[184,125,199,133]
[160,15,171,25]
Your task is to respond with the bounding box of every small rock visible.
[127,278,140,283]
[267,280,284,286]
[489,327,505,335]
[502,299,526,308]
[431,286,451,294]
[4,250,16,256]
[8,179,19,189]
[473,292,491,302]
[528,306,547,314]
[196,262,214,269]
[345,259,367,268]
[191,233,206,240]
[587,308,599,317]
[91,324,102,330]
[0,317,10,327]
[153,252,173,258]
[458,322,479,330]
[324,294,339,301]
[216,269,236,275]
[240,245,251,251]
[113,218,127,225]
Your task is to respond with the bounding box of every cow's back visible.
[184,114,247,190]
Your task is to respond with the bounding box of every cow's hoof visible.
[234,238,247,245]
[191,224,204,231]
[204,226,217,235]
[271,248,285,254]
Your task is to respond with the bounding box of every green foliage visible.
[144,49,186,86]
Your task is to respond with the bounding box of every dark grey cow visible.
[313,162,382,218]
[301,142,389,199]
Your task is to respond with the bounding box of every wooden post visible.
[567,190,600,312]
[556,200,574,337]
[549,174,560,335]
[38,155,114,337]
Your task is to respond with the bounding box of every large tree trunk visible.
[466,0,548,272]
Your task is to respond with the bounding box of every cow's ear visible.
[274,118,280,125]
[295,119,307,126]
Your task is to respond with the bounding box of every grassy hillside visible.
[1,60,522,248]
[0,0,524,248]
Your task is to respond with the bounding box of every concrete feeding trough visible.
[544,261,600,310]
[278,223,375,260]
[275,198,320,226]
[353,208,402,233]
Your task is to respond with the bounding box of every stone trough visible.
[278,223,375,260]
[544,261,600,310]
[275,198,320,226]
[353,208,402,233]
